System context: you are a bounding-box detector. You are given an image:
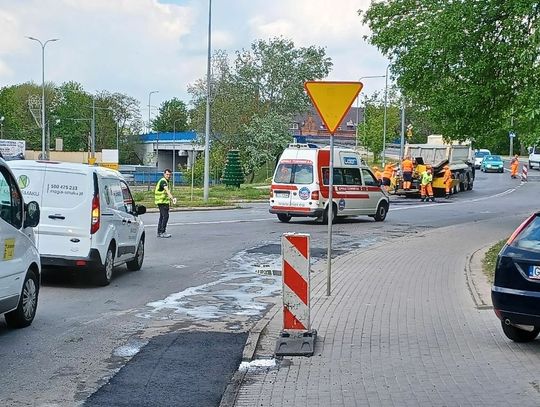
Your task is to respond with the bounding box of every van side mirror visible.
[24,201,40,228]
[136,205,146,215]
[528,147,533,154]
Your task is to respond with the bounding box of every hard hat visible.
[444,165,449,169]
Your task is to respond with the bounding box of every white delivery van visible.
[0,157,41,328]
[8,160,146,286]
[269,144,390,223]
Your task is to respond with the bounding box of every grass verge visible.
[482,239,506,284]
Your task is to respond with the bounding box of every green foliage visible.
[151,98,189,132]
[222,150,244,187]
[188,38,332,181]
[482,239,506,284]
[362,1,540,153]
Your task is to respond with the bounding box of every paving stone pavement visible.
[231,217,540,407]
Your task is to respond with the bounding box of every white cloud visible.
[0,0,389,114]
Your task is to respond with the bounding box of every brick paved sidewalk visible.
[231,217,540,407]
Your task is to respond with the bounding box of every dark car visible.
[492,212,540,342]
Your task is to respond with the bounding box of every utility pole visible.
[91,97,96,163]
[203,0,212,201]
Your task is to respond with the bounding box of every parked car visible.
[0,157,41,328]
[480,155,504,173]
[492,211,540,342]
[7,160,146,286]
[473,149,491,169]
[529,145,540,170]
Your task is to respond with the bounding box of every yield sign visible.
[304,81,363,134]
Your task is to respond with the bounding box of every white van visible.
[0,157,41,328]
[269,144,390,223]
[8,160,146,286]
[529,146,540,170]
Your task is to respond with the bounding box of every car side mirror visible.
[24,201,40,228]
[528,147,533,154]
[136,205,146,215]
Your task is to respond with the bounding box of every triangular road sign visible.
[304,81,363,134]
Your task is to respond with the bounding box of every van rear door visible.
[38,165,92,259]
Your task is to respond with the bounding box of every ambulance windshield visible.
[274,163,313,184]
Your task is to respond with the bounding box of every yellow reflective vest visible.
[154,177,170,205]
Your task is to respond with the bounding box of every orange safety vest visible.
[402,159,413,172]
[382,164,394,179]
[442,168,452,183]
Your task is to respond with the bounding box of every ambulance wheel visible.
[322,204,336,224]
[277,214,291,223]
[373,202,388,222]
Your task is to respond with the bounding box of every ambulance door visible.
[361,168,382,213]
[272,161,295,208]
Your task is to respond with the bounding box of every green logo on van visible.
[17,175,29,189]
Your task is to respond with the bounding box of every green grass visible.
[132,184,269,209]
[482,239,506,284]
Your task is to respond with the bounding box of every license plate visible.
[275,191,290,198]
[529,265,540,280]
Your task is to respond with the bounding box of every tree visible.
[361,1,540,153]
[151,98,189,132]
[222,150,244,187]
[188,38,332,181]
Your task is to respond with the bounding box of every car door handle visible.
[48,214,65,220]
[122,219,132,224]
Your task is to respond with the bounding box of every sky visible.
[0,0,389,123]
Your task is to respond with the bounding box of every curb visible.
[465,245,493,309]
[219,302,280,407]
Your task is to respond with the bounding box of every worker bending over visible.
[372,166,382,185]
[381,163,395,191]
[442,165,452,199]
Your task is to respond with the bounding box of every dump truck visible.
[392,135,475,197]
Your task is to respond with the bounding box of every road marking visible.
[145,217,275,228]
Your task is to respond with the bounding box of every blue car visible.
[480,155,504,173]
[492,212,540,342]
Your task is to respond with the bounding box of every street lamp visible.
[356,75,386,151]
[27,36,59,160]
[0,116,4,139]
[148,90,159,167]
[382,64,390,166]
[173,118,183,189]
[203,0,212,202]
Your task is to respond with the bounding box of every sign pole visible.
[326,133,334,296]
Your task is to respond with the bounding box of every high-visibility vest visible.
[421,171,433,186]
[402,159,413,172]
[154,177,170,205]
[443,168,452,182]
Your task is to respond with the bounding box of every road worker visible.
[510,154,519,179]
[420,166,434,202]
[381,163,396,191]
[442,164,453,199]
[401,156,414,190]
[372,166,382,185]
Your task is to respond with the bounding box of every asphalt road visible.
[0,168,538,406]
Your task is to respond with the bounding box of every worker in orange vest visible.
[401,156,414,190]
[381,163,395,191]
[372,166,382,185]
[510,154,519,179]
[442,164,453,199]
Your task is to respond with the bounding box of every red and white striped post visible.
[522,164,528,182]
[275,233,317,356]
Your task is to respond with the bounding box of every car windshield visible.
[475,151,489,158]
[512,215,540,252]
[485,155,501,162]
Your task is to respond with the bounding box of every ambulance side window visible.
[322,168,344,185]
[361,169,379,186]
[342,168,361,185]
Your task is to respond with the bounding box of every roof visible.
[141,131,197,143]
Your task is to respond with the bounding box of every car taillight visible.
[90,195,100,234]
[311,190,320,200]
[507,213,536,245]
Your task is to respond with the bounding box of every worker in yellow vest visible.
[420,167,434,202]
[154,169,176,238]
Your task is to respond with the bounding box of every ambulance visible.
[269,144,390,223]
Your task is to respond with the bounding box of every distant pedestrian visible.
[510,154,519,179]
[420,167,434,202]
[154,169,176,238]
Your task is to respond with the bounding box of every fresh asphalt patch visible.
[85,331,248,407]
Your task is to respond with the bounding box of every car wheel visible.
[277,214,291,223]
[373,202,388,222]
[126,238,145,271]
[5,269,39,329]
[322,204,337,224]
[501,321,540,342]
[96,246,114,286]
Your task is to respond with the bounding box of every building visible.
[139,131,203,171]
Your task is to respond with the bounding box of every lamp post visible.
[0,116,4,139]
[27,36,59,160]
[355,75,386,151]
[203,0,212,202]
[148,90,159,168]
[173,118,183,189]
[382,64,390,166]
